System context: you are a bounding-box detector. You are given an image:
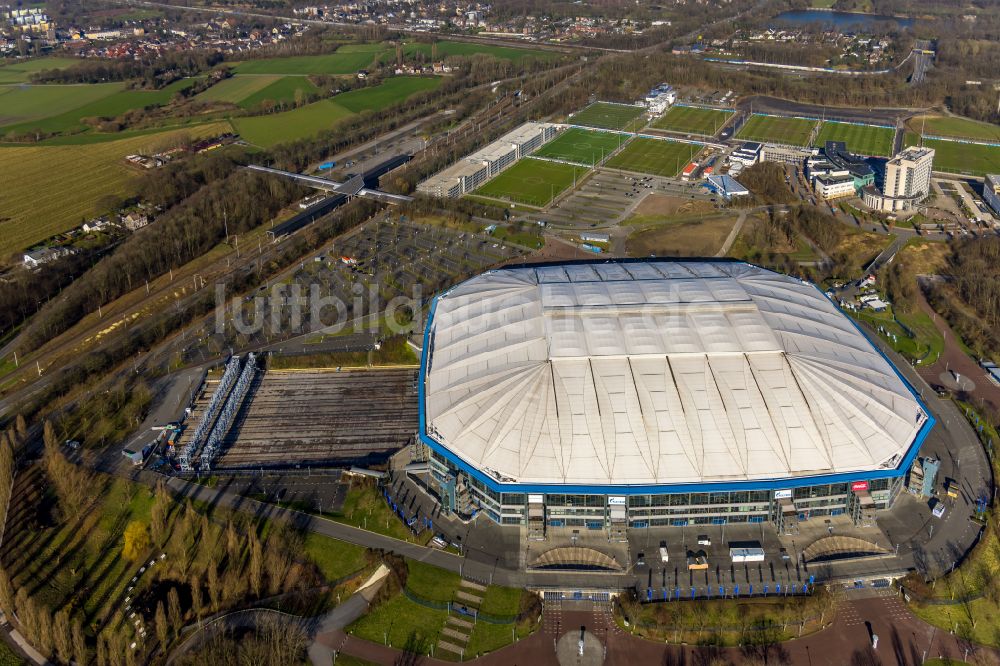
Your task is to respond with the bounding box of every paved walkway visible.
[308,565,390,666]
[326,592,995,666]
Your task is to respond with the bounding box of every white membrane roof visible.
[423,261,928,487]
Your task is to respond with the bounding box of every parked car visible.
[932,501,946,518]
[697,535,712,546]
[659,541,669,563]
[636,552,646,567]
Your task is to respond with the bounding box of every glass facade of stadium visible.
[423,445,908,538]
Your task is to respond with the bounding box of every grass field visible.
[348,593,448,652]
[533,127,626,165]
[0,122,231,257]
[333,76,440,113]
[918,137,1000,177]
[908,114,1000,142]
[651,105,733,136]
[0,57,79,84]
[401,40,555,62]
[475,158,585,206]
[814,121,895,156]
[605,137,702,177]
[628,216,736,256]
[233,44,388,75]
[0,82,123,128]
[233,77,438,146]
[1,79,196,136]
[195,74,281,104]
[570,102,645,131]
[736,114,817,146]
[238,76,320,109]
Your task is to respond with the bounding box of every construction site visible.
[171,361,418,472]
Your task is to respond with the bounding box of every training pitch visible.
[918,138,1000,177]
[533,128,627,165]
[652,106,734,136]
[475,158,586,207]
[570,102,645,131]
[737,114,817,147]
[814,122,895,157]
[605,138,702,177]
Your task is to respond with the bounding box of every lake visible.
[771,9,915,30]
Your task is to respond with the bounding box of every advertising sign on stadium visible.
[851,481,869,492]
[774,489,793,500]
[528,494,544,504]
[608,496,627,506]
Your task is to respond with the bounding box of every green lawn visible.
[233,44,389,75]
[195,74,281,104]
[233,99,354,147]
[533,127,626,165]
[918,137,1000,177]
[651,105,733,136]
[605,137,702,177]
[401,41,554,62]
[332,482,427,543]
[465,619,534,658]
[0,640,24,666]
[911,115,1000,142]
[333,76,441,113]
[478,586,523,616]
[405,560,461,603]
[570,102,645,131]
[348,594,447,653]
[814,121,895,156]
[0,56,80,84]
[737,114,817,146]
[238,76,320,109]
[303,532,368,582]
[475,158,586,207]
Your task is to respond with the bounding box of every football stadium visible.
[419,260,934,540]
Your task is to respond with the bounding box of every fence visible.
[402,587,518,625]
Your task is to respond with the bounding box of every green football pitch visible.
[570,102,645,131]
[604,138,702,177]
[533,128,627,165]
[813,122,895,157]
[736,114,817,147]
[918,137,1000,177]
[651,106,734,136]
[475,158,587,206]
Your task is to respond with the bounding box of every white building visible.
[864,146,935,212]
[983,174,1000,216]
[729,142,762,167]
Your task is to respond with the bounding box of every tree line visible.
[30,51,225,89]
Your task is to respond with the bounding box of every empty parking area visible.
[651,105,734,136]
[533,127,627,166]
[570,101,646,131]
[605,138,703,177]
[217,368,418,469]
[736,114,817,146]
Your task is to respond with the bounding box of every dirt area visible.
[506,235,594,264]
[627,217,737,257]
[898,240,950,276]
[834,230,892,265]
[631,194,716,218]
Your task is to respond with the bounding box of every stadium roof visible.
[422,261,930,488]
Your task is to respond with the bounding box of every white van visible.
[659,541,669,563]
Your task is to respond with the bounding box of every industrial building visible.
[418,260,934,540]
[729,141,762,167]
[863,146,935,212]
[984,174,1000,217]
[805,141,875,200]
[417,122,559,199]
[706,173,749,198]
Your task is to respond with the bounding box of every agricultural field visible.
[194,74,282,104]
[238,76,320,109]
[1,79,197,136]
[0,122,232,258]
[533,127,626,165]
[570,102,645,131]
[400,40,555,62]
[0,56,79,84]
[814,121,895,156]
[605,137,702,177]
[736,114,817,146]
[651,105,734,136]
[907,114,1000,143]
[475,158,586,207]
[332,76,440,113]
[919,137,1000,177]
[232,44,389,75]
[0,82,123,129]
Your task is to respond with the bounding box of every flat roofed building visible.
[419,260,934,532]
[866,146,934,212]
[984,174,1000,216]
